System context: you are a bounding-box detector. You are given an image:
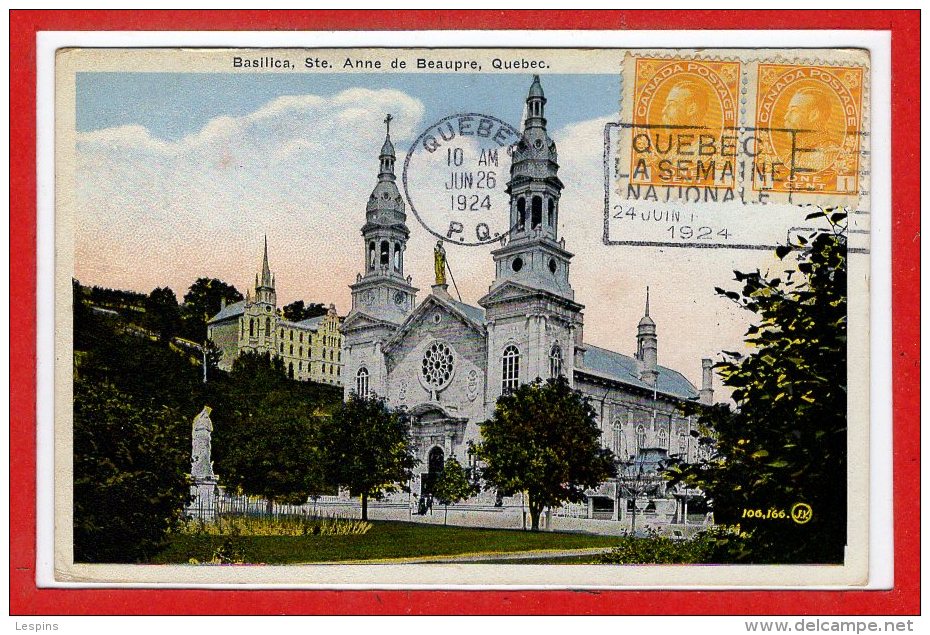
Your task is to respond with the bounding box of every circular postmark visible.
[790,502,813,525]
[402,113,522,246]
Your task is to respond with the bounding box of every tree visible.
[616,454,667,535]
[431,457,477,525]
[317,394,417,521]
[282,299,327,322]
[181,277,243,342]
[144,286,181,342]
[219,389,323,511]
[475,376,617,531]
[73,380,191,562]
[211,351,327,512]
[666,211,848,563]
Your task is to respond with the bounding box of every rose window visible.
[421,341,455,392]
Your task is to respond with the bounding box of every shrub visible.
[180,513,372,537]
[596,529,717,565]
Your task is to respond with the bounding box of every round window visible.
[420,341,455,392]
[548,258,557,274]
[511,257,524,272]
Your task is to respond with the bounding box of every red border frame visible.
[10,9,919,615]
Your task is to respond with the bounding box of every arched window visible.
[612,421,624,456]
[279,343,283,353]
[679,433,689,459]
[299,346,303,358]
[501,345,520,394]
[380,240,390,267]
[658,429,669,449]
[290,331,293,341]
[531,196,542,228]
[547,199,555,226]
[636,424,647,450]
[368,241,376,270]
[356,367,370,398]
[549,343,563,378]
[298,361,302,372]
[265,317,270,335]
[394,242,402,271]
[249,319,255,337]
[289,344,293,355]
[516,197,526,230]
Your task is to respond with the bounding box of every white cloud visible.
[75,88,426,313]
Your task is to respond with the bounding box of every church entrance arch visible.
[418,446,445,515]
[422,446,445,496]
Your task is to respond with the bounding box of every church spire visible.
[367,114,405,224]
[254,235,276,306]
[260,234,273,288]
[379,113,396,181]
[637,286,658,386]
[524,74,547,130]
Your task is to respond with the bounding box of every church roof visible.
[285,315,326,330]
[578,344,699,401]
[207,299,246,324]
[446,298,485,325]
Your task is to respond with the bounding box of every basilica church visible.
[341,76,716,527]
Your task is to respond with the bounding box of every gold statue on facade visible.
[434,240,447,286]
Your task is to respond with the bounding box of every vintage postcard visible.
[52,44,873,587]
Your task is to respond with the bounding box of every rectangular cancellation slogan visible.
[53,46,871,587]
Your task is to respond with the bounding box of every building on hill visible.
[207,238,344,385]
[338,76,716,530]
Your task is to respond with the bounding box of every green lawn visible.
[152,520,622,564]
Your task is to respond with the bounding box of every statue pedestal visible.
[189,476,218,521]
[431,283,451,299]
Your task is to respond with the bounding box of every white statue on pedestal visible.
[189,406,218,520]
[191,406,215,480]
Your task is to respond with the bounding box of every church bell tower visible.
[348,114,418,323]
[479,76,584,399]
[343,115,418,400]
[486,75,575,301]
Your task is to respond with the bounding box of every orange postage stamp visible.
[753,63,864,196]
[629,57,741,190]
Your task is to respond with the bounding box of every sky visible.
[74,71,780,395]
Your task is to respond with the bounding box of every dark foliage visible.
[281,300,328,323]
[475,376,617,531]
[144,286,182,343]
[316,394,418,520]
[665,211,848,563]
[73,380,191,562]
[180,277,243,342]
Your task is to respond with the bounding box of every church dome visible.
[366,180,405,217]
[527,74,545,99]
[366,113,405,221]
[381,135,395,158]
